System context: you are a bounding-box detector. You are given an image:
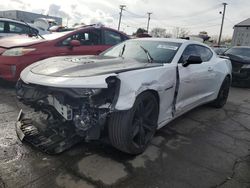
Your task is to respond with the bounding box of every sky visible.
[1,0,250,38]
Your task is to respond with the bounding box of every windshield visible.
[225,47,250,58]
[101,40,181,63]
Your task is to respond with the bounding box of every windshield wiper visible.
[140,45,154,63]
[119,44,126,57]
[21,20,45,39]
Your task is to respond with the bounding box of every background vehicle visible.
[0,25,129,81]
[0,18,48,38]
[224,46,250,87]
[16,38,232,155]
[49,25,74,32]
[212,46,228,55]
[33,18,58,31]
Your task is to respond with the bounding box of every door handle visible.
[208,67,213,72]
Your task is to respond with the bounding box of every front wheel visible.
[210,76,230,108]
[108,92,159,154]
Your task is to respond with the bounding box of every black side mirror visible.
[183,55,203,67]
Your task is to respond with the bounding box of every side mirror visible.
[69,40,80,49]
[183,55,203,67]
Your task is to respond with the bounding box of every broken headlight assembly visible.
[16,76,120,137]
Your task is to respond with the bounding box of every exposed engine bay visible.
[15,76,120,154]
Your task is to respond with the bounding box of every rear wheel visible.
[210,76,230,108]
[108,92,159,154]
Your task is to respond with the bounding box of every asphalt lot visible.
[0,83,249,188]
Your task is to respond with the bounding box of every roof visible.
[231,46,250,49]
[235,18,250,27]
[131,37,206,46]
[132,37,188,43]
[0,18,25,24]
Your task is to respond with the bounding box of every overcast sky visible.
[2,0,250,38]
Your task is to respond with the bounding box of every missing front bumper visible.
[15,110,84,154]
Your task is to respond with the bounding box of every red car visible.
[0,25,129,82]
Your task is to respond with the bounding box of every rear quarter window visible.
[104,30,123,45]
[196,45,213,62]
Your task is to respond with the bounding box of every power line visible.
[224,17,236,25]
[123,10,146,18]
[153,3,221,21]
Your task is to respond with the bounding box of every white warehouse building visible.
[232,18,250,46]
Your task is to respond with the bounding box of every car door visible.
[58,29,107,56]
[175,44,217,114]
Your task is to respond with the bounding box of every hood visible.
[226,53,250,64]
[0,35,45,48]
[30,56,163,77]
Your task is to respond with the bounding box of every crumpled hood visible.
[30,55,162,77]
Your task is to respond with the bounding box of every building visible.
[232,18,250,46]
[0,10,62,25]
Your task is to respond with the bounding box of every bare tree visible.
[172,27,190,38]
[150,28,167,38]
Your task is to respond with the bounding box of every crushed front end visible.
[15,76,120,154]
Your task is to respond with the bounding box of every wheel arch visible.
[114,83,161,111]
[141,89,160,107]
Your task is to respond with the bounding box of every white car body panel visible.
[19,38,232,129]
[116,64,176,124]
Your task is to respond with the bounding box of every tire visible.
[210,76,230,108]
[108,92,159,154]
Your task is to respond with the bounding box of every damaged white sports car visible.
[16,38,232,154]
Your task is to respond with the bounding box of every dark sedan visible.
[224,46,250,87]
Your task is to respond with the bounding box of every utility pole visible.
[118,5,126,31]
[218,3,228,46]
[146,12,152,33]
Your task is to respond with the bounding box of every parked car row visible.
[15,37,232,154]
[0,25,129,81]
[0,21,248,154]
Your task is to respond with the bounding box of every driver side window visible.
[62,30,101,46]
[179,45,199,63]
[179,44,213,63]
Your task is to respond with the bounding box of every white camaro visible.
[16,38,232,154]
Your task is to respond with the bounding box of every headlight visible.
[242,64,250,69]
[2,48,36,56]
